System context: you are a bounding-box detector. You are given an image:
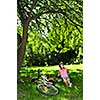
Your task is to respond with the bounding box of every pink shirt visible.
[59,68,68,78]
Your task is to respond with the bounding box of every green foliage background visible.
[17,0,83,66]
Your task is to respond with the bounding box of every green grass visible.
[17,64,83,100]
[20,64,83,71]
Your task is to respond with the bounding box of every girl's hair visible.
[59,62,65,69]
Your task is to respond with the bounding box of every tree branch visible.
[27,0,37,22]
[31,9,82,28]
[62,0,83,18]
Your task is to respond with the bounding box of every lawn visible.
[17,64,83,100]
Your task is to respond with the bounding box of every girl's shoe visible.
[69,83,72,87]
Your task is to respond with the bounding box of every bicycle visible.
[32,75,59,96]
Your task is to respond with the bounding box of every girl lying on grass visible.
[58,62,72,87]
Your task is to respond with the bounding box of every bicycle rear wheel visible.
[36,84,59,96]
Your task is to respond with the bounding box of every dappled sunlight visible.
[20,64,83,72]
[18,64,83,100]
[17,0,83,99]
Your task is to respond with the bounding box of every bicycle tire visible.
[36,84,59,96]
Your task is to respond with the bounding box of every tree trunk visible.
[17,20,29,73]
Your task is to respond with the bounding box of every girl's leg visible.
[63,78,72,87]
[67,78,72,87]
[67,78,70,84]
[63,78,68,85]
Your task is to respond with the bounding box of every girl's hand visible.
[57,73,60,77]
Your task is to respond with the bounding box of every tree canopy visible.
[17,0,83,67]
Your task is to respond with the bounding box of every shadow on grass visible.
[17,67,83,100]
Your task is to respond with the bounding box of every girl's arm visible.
[58,70,60,77]
[66,68,69,74]
[67,68,69,73]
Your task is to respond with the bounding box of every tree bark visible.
[17,20,29,73]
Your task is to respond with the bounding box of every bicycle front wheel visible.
[36,84,59,96]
